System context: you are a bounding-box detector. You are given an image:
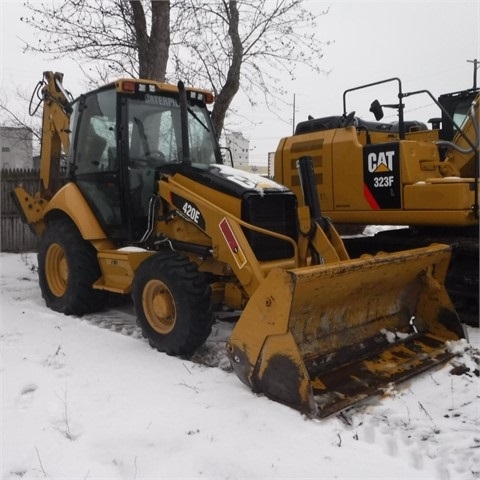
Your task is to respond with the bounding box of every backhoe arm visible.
[11,72,72,236]
[38,71,72,198]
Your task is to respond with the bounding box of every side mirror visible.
[220,146,234,167]
[369,99,384,121]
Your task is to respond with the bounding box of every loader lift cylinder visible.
[297,156,329,233]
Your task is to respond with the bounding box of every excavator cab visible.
[438,88,479,142]
[67,81,222,241]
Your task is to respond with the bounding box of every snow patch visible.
[1,252,479,480]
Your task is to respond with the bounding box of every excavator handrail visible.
[343,77,406,139]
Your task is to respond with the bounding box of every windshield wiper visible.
[133,116,151,156]
[187,107,210,132]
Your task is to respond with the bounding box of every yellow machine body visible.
[274,119,479,227]
[12,72,465,417]
[272,78,479,327]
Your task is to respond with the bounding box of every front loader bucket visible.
[226,244,464,418]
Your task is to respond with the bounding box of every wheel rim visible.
[45,243,68,297]
[143,279,176,334]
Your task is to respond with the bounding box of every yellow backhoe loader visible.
[274,77,479,325]
[13,72,465,417]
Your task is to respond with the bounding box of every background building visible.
[224,131,268,175]
[225,131,249,168]
[0,127,33,169]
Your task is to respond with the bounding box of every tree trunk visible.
[130,0,170,81]
[211,0,242,137]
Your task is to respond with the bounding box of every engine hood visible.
[182,163,292,199]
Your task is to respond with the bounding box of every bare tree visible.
[17,0,328,136]
[173,1,329,135]
[21,0,170,82]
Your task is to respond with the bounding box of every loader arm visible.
[225,156,465,417]
[155,156,352,298]
[153,157,465,418]
[157,173,300,297]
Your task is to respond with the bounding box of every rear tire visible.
[38,219,105,315]
[132,252,213,356]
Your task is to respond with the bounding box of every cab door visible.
[69,88,126,237]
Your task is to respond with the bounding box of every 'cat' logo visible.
[367,150,395,173]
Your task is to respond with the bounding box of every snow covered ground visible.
[1,252,479,480]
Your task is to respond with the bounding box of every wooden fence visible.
[1,169,40,252]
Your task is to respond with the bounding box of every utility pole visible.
[467,58,479,89]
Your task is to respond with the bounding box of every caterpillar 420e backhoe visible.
[13,72,465,417]
[274,77,479,324]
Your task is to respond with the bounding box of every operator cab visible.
[437,88,479,142]
[67,80,222,242]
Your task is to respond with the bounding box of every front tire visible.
[132,252,213,356]
[38,219,105,315]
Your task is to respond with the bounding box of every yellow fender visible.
[43,183,108,242]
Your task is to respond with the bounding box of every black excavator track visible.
[342,226,479,327]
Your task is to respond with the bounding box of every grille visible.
[241,191,298,261]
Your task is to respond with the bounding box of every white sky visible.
[237,0,480,164]
[1,0,479,164]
